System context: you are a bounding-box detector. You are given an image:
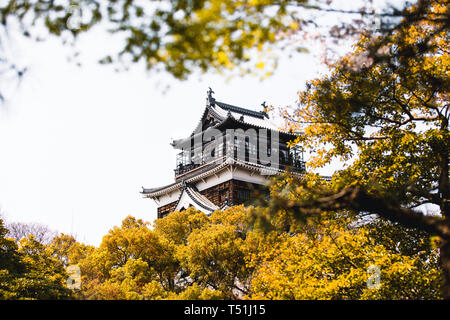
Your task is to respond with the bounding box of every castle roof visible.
[173,184,221,214]
[141,156,287,198]
[141,90,307,215]
[171,91,297,149]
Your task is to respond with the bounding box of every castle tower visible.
[142,89,305,218]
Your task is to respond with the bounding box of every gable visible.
[174,184,219,214]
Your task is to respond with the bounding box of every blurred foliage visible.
[0,0,412,80]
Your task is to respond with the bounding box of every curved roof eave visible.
[141,157,302,198]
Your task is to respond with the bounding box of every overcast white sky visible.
[0,7,358,246]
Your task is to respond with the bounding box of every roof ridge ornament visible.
[207,87,215,106]
[261,101,269,119]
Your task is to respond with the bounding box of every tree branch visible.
[280,185,450,239]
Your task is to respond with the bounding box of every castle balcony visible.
[174,146,306,179]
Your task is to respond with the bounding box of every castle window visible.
[238,189,250,202]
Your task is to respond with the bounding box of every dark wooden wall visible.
[157,179,267,219]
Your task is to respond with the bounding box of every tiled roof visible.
[186,93,288,140]
[141,182,178,195]
[141,156,299,198]
[214,101,267,119]
[209,100,281,132]
[172,97,295,150]
[181,185,219,213]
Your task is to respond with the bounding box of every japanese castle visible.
[142,89,305,219]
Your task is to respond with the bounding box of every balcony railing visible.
[174,153,305,177]
[174,163,201,176]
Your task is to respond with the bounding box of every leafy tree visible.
[51,206,442,300]
[276,0,450,298]
[0,218,24,299]
[11,236,74,299]
[248,215,442,299]
[76,215,181,299]
[74,210,240,299]
[177,217,248,298]
[49,233,94,267]
[0,218,74,299]
[153,208,210,246]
